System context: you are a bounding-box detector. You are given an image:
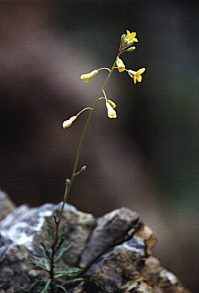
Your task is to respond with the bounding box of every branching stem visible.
[64,55,117,203]
[49,49,120,291]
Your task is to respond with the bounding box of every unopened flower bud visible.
[105,99,117,119]
[62,115,77,128]
[80,69,99,82]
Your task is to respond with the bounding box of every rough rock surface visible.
[0,191,190,292]
[0,190,15,221]
[80,208,140,268]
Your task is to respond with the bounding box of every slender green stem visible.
[75,107,94,119]
[63,58,117,203]
[49,54,117,290]
[49,53,118,292]
[98,67,111,73]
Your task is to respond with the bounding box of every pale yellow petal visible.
[127,69,135,78]
[137,75,142,82]
[124,30,138,45]
[133,76,137,84]
[116,57,126,72]
[137,68,146,75]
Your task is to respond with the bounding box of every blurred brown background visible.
[0,1,198,292]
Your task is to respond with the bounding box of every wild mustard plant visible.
[33,29,146,292]
[62,28,145,200]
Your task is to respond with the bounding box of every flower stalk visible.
[48,29,146,291]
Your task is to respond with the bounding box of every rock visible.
[85,236,146,292]
[80,207,140,268]
[134,225,158,255]
[141,257,190,293]
[34,203,96,266]
[83,225,189,293]
[0,237,34,292]
[0,191,15,222]
[0,201,190,292]
[0,203,96,291]
[122,280,154,293]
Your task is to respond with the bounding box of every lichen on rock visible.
[0,191,190,292]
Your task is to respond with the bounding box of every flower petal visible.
[124,30,138,45]
[133,76,137,84]
[116,57,126,72]
[137,68,146,75]
[127,69,135,78]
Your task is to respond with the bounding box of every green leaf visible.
[40,243,51,259]
[63,278,84,285]
[55,285,68,292]
[54,267,83,279]
[33,257,50,272]
[54,244,71,263]
[41,280,51,293]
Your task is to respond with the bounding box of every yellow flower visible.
[63,115,77,128]
[128,68,146,84]
[116,57,126,72]
[124,30,138,46]
[105,99,117,119]
[80,69,99,82]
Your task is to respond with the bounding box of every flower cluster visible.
[115,56,145,84]
[63,29,145,127]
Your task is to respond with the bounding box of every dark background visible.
[0,1,198,291]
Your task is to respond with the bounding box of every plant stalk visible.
[49,52,119,291]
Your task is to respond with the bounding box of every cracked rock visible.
[0,200,190,293]
[85,236,146,292]
[80,207,140,268]
[0,203,96,291]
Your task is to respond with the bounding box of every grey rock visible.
[85,236,145,292]
[0,202,190,293]
[80,207,140,268]
[141,257,189,293]
[34,203,96,266]
[0,241,34,291]
[122,280,154,293]
[0,204,51,247]
[0,203,96,291]
[0,191,15,222]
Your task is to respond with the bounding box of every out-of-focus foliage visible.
[0,1,198,292]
